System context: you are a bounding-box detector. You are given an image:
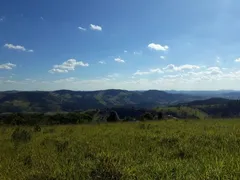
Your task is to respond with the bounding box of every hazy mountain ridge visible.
[0,89,205,113]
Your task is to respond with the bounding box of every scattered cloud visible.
[207,67,222,75]
[163,64,200,72]
[4,43,33,52]
[124,50,127,53]
[49,69,68,74]
[78,26,86,31]
[160,56,165,60]
[40,17,44,21]
[3,65,240,90]
[49,59,89,74]
[235,58,240,62]
[114,58,125,63]
[133,51,142,55]
[0,63,16,70]
[148,43,169,51]
[90,24,102,31]
[99,61,106,64]
[134,68,163,76]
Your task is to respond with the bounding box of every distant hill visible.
[180,98,230,106]
[166,90,240,99]
[0,89,204,113]
[177,98,240,118]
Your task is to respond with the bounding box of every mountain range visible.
[0,89,205,113]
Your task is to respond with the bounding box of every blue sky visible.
[1,0,240,90]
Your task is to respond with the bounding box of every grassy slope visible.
[1,120,240,179]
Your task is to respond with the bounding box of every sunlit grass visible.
[0,119,240,179]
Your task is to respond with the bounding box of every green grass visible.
[0,119,240,179]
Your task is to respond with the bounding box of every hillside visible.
[0,89,204,113]
[177,98,240,118]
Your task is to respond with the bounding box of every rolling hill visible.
[0,89,204,113]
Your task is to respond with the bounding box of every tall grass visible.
[0,119,240,179]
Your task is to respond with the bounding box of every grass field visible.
[0,119,240,179]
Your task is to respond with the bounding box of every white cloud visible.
[114,58,125,63]
[0,63,16,70]
[4,43,33,52]
[49,69,68,74]
[148,43,169,51]
[40,17,44,20]
[134,70,151,76]
[235,58,240,62]
[163,64,178,71]
[90,24,102,31]
[179,64,200,71]
[78,26,86,31]
[134,68,163,76]
[4,66,240,91]
[160,56,165,59]
[163,64,200,72]
[49,59,89,74]
[124,50,127,53]
[150,68,163,73]
[206,67,222,75]
[99,61,106,64]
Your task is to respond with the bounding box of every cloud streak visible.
[78,26,86,31]
[163,64,200,72]
[4,43,33,52]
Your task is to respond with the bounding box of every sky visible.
[1,0,240,91]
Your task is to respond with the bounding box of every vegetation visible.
[0,108,162,126]
[0,90,203,113]
[180,98,240,118]
[1,90,240,179]
[0,120,240,179]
